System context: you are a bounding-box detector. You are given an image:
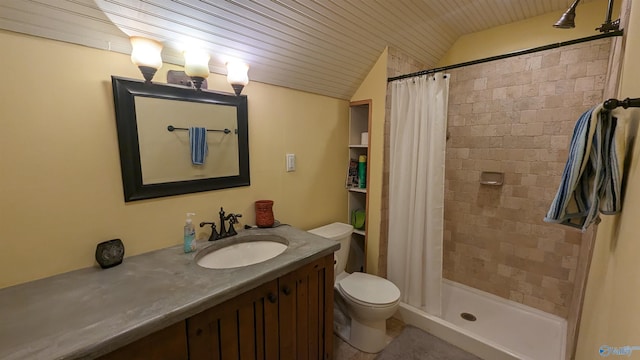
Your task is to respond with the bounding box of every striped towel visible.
[189,127,208,165]
[544,104,625,231]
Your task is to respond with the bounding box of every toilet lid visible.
[338,272,400,305]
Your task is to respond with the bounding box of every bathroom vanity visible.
[99,255,333,360]
[0,226,338,360]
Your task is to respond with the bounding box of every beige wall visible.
[438,0,620,66]
[576,1,640,359]
[351,48,388,275]
[0,30,348,288]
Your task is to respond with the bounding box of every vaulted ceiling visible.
[0,0,592,99]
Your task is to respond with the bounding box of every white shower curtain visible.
[387,73,449,316]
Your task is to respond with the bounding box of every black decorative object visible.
[95,239,125,269]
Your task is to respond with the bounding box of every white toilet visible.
[308,222,401,353]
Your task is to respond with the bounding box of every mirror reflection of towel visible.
[189,127,208,165]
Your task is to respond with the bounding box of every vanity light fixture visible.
[184,49,210,91]
[129,36,163,83]
[226,62,249,96]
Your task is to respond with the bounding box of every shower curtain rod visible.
[388,30,624,82]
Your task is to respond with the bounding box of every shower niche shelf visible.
[480,171,504,186]
[348,187,367,194]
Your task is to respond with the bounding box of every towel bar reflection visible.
[167,125,237,134]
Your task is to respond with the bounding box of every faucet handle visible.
[229,213,242,224]
[226,214,242,236]
[200,222,220,241]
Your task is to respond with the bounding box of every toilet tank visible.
[308,222,353,276]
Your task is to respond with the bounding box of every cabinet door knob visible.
[267,292,277,303]
[282,286,292,296]
[196,328,203,336]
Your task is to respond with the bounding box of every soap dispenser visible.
[184,212,197,253]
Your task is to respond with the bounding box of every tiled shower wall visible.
[443,38,612,317]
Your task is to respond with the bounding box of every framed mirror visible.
[111,76,250,202]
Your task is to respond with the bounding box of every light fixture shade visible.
[226,62,249,96]
[130,36,163,69]
[184,50,211,79]
[226,62,249,86]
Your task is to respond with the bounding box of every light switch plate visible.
[286,153,295,172]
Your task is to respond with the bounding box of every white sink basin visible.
[196,235,288,269]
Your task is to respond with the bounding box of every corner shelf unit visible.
[347,99,371,272]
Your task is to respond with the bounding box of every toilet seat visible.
[338,272,400,307]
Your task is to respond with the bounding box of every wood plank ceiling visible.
[0,0,592,99]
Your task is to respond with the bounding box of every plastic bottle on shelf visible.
[358,155,367,189]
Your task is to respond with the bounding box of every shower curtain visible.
[387,73,449,316]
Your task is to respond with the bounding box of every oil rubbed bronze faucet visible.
[200,207,242,241]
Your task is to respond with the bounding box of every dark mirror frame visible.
[111,76,250,202]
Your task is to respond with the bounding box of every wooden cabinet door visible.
[188,254,333,360]
[97,321,188,360]
[187,279,280,360]
[278,255,334,360]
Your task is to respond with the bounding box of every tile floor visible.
[333,318,405,360]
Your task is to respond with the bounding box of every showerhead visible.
[553,0,581,29]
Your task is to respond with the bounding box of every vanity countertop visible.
[0,226,338,360]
